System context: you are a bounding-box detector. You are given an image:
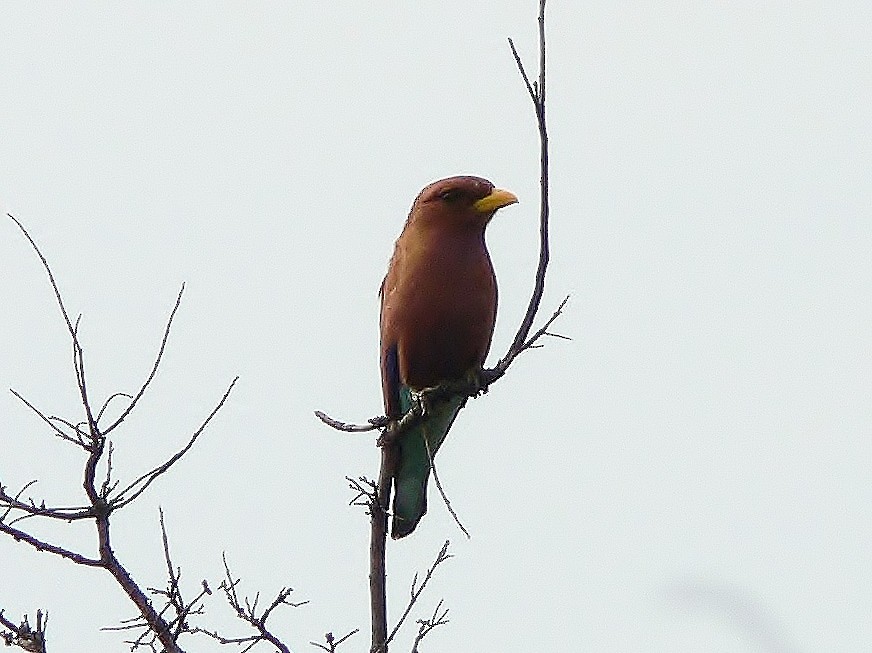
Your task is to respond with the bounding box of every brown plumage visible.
[379,175,518,537]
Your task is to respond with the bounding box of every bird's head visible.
[408,176,518,231]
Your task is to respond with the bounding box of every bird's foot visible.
[378,390,431,447]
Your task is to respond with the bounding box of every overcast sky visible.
[2,2,871,651]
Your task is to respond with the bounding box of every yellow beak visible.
[473,188,519,214]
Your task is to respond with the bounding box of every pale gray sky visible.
[2,3,871,651]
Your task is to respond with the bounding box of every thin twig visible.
[112,376,239,508]
[347,476,379,511]
[493,0,552,380]
[9,388,87,447]
[8,214,77,346]
[385,541,451,647]
[96,391,135,423]
[424,433,469,539]
[0,480,38,522]
[103,284,185,435]
[385,540,453,646]
[411,600,449,653]
[310,629,360,652]
[314,411,386,432]
[194,553,305,653]
[0,495,93,522]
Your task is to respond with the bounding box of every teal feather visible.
[391,387,465,539]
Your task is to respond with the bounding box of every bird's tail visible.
[390,388,464,539]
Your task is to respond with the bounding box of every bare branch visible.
[193,553,305,653]
[70,316,98,444]
[410,600,449,653]
[95,391,134,423]
[8,389,87,447]
[314,410,387,432]
[0,480,38,522]
[347,476,379,512]
[492,0,554,382]
[369,446,392,653]
[424,432,469,539]
[103,284,185,436]
[507,38,536,103]
[385,541,451,647]
[4,217,242,651]
[521,294,568,347]
[105,510,212,651]
[8,214,78,350]
[0,484,94,522]
[5,220,199,652]
[0,520,101,566]
[112,376,239,508]
[310,629,360,652]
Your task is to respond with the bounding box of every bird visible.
[379,175,518,538]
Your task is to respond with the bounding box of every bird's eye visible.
[438,188,462,202]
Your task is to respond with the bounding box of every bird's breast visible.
[381,232,497,389]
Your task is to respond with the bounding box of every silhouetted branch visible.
[345,468,389,653]
[7,214,77,346]
[105,510,211,651]
[410,600,449,653]
[492,0,556,382]
[191,554,306,653]
[424,434,469,539]
[96,391,135,422]
[310,629,360,652]
[347,476,379,511]
[371,450,391,652]
[103,284,185,436]
[385,540,451,648]
[8,389,84,446]
[112,376,239,509]
[0,519,101,566]
[314,411,388,433]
